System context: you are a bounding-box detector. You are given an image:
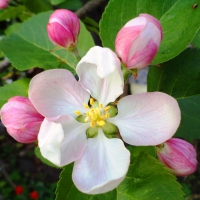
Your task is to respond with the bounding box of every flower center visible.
[74,98,110,127]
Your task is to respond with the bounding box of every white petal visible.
[29,69,90,118]
[76,46,124,106]
[58,115,89,166]
[38,116,89,166]
[108,92,181,146]
[38,118,64,166]
[72,128,130,194]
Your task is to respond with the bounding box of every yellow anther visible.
[99,103,103,108]
[74,110,81,115]
[84,116,89,122]
[104,106,110,111]
[90,121,96,127]
[84,103,89,109]
[97,120,105,127]
[105,113,109,118]
[90,98,94,105]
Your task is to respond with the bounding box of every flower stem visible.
[71,47,81,61]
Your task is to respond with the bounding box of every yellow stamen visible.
[99,103,103,108]
[97,120,105,127]
[84,103,89,109]
[90,121,95,127]
[74,110,81,115]
[90,98,94,105]
[84,116,89,122]
[104,106,110,111]
[105,113,109,118]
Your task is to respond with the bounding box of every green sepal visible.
[108,105,117,118]
[76,115,86,123]
[86,127,98,138]
[102,122,117,138]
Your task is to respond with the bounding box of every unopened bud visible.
[0,96,44,143]
[115,13,163,69]
[47,9,80,49]
[0,0,9,9]
[156,138,198,176]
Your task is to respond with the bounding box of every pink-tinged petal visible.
[29,69,90,118]
[157,138,197,176]
[38,115,88,166]
[47,9,80,48]
[1,96,44,143]
[47,22,74,47]
[108,92,181,146]
[72,129,130,194]
[115,25,145,65]
[76,46,124,106]
[139,13,163,40]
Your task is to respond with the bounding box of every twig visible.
[0,58,11,72]
[0,161,28,200]
[76,0,108,18]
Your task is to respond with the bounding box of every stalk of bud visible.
[47,9,80,50]
[115,13,163,69]
[156,138,198,176]
[0,96,44,143]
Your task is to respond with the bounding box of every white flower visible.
[29,46,181,194]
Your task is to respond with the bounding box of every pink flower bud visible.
[115,13,163,69]
[157,138,198,176]
[0,0,9,9]
[0,96,44,143]
[47,9,80,49]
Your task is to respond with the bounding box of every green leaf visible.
[22,0,52,13]
[0,6,26,21]
[4,23,21,36]
[56,152,184,200]
[148,48,200,139]
[0,11,94,73]
[51,0,66,5]
[0,78,29,108]
[100,0,200,64]
[58,0,82,10]
[118,152,184,200]
[35,147,61,168]
[192,29,200,49]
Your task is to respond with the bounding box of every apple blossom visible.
[115,13,163,69]
[0,96,44,143]
[47,9,80,49]
[0,0,9,9]
[29,46,180,194]
[157,138,198,176]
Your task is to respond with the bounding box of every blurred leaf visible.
[4,23,21,36]
[35,147,61,169]
[148,48,200,139]
[51,0,66,5]
[0,11,94,73]
[0,6,26,21]
[56,152,184,200]
[100,0,200,64]
[22,0,52,13]
[0,78,29,108]
[58,0,82,10]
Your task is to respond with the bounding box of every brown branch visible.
[75,0,108,18]
[0,58,11,72]
[0,160,28,200]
